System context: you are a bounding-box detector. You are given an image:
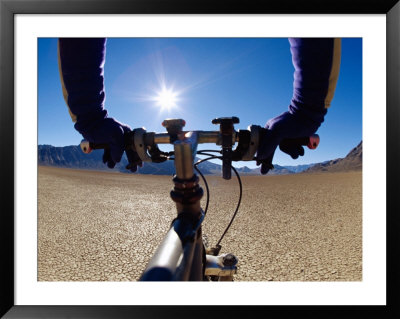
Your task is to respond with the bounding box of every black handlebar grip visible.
[281,134,320,150]
[80,140,109,154]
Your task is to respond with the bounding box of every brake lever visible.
[147,145,171,163]
[231,129,251,161]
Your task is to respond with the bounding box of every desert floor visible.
[38,166,362,282]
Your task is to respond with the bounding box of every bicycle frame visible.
[80,116,318,281]
[139,131,206,281]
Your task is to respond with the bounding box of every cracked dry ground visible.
[38,166,362,282]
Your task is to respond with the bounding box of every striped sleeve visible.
[57,42,77,122]
[324,38,341,108]
[58,38,108,134]
[289,38,341,125]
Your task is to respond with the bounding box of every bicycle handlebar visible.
[143,131,235,146]
[80,117,320,179]
[81,130,319,155]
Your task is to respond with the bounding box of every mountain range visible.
[303,141,362,173]
[38,141,362,176]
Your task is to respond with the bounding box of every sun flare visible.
[154,88,179,110]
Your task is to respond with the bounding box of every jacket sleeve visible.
[288,38,341,125]
[58,38,108,135]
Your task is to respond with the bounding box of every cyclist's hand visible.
[256,111,320,175]
[80,117,142,172]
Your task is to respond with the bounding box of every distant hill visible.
[282,164,315,173]
[304,141,362,173]
[38,144,294,175]
[38,142,362,175]
[38,144,205,175]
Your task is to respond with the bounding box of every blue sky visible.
[38,38,362,168]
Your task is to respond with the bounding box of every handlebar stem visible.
[173,131,199,180]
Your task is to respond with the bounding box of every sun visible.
[154,87,179,110]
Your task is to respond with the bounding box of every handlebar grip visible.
[281,134,320,150]
[80,140,109,154]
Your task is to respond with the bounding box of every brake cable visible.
[166,149,243,248]
[194,154,221,217]
[194,151,243,247]
[215,164,242,246]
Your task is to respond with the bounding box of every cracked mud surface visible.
[38,166,362,282]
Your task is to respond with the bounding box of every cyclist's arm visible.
[58,38,108,135]
[289,38,341,125]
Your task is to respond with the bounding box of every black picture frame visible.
[1,0,399,318]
